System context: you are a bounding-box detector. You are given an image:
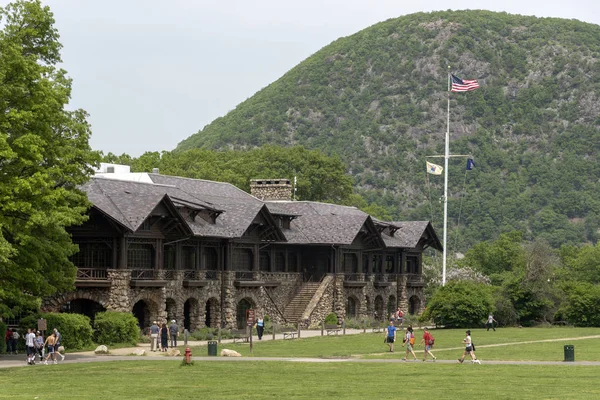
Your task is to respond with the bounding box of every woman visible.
[458,330,480,364]
[160,323,170,352]
[256,316,265,340]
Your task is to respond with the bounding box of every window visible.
[163,245,176,269]
[275,252,285,272]
[204,247,218,270]
[128,244,154,269]
[385,255,394,273]
[259,251,270,271]
[182,245,197,270]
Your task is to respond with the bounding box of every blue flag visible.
[466,158,475,171]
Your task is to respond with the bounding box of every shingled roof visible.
[82,171,440,250]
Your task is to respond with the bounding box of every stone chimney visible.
[250,179,292,201]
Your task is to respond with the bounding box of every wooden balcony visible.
[182,270,208,287]
[373,274,393,287]
[75,268,111,288]
[343,273,367,288]
[234,271,266,288]
[130,269,167,287]
[405,273,425,287]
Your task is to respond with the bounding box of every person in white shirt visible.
[486,314,497,331]
[25,328,36,365]
[458,330,480,364]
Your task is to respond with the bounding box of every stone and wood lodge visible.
[42,165,442,330]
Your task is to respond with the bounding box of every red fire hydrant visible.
[184,347,192,364]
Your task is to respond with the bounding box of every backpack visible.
[428,336,435,346]
[409,332,415,346]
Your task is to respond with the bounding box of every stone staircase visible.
[283,282,321,323]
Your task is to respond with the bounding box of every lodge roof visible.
[82,173,440,251]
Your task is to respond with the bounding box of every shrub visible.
[421,280,494,328]
[21,313,93,350]
[94,311,139,345]
[324,313,338,325]
[556,282,600,326]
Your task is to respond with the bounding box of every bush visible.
[0,320,6,354]
[324,313,338,325]
[94,311,140,345]
[556,282,600,326]
[421,280,494,328]
[20,313,93,350]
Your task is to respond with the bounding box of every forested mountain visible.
[177,10,600,250]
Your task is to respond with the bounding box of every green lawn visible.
[1,361,599,399]
[2,327,600,399]
[191,327,600,361]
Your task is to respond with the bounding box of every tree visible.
[421,280,494,328]
[0,0,100,316]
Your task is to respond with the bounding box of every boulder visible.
[167,348,181,357]
[132,349,146,356]
[220,349,241,357]
[94,345,109,354]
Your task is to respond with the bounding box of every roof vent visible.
[152,168,159,174]
[106,166,115,173]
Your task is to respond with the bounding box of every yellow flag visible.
[426,161,443,175]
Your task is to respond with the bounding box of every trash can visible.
[208,341,217,356]
[564,345,574,362]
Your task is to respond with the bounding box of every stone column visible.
[222,271,236,328]
[333,274,345,321]
[107,269,132,312]
[398,275,408,314]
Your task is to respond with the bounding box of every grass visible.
[1,361,600,399]
[187,327,600,361]
[2,327,600,399]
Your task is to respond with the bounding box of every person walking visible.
[34,331,44,362]
[10,329,19,354]
[402,326,418,361]
[149,321,159,351]
[53,328,65,361]
[384,320,397,352]
[25,328,36,365]
[169,320,179,348]
[419,327,436,362]
[486,314,497,331]
[256,316,265,340]
[458,330,480,364]
[160,323,170,352]
[5,328,12,354]
[43,333,57,365]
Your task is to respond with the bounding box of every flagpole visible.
[442,68,450,286]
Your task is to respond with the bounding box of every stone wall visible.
[43,269,425,330]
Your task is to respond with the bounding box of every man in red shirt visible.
[419,327,437,362]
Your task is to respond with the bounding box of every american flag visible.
[451,74,479,92]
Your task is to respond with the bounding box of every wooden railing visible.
[344,273,365,281]
[76,268,108,280]
[235,271,254,281]
[131,269,157,280]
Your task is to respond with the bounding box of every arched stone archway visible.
[409,295,422,315]
[387,295,397,320]
[346,296,358,319]
[205,297,220,329]
[183,298,200,331]
[374,296,384,320]
[132,299,159,329]
[236,298,255,329]
[61,298,106,322]
[166,298,177,321]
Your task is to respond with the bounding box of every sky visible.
[8,0,600,156]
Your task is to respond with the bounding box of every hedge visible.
[20,313,93,350]
[94,311,139,345]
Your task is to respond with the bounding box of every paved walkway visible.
[2,329,599,369]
